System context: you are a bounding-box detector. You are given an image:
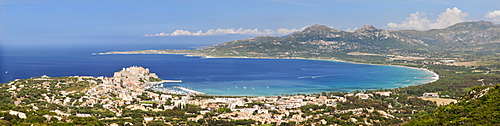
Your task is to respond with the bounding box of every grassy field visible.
[419,97,457,106]
[453,61,500,66]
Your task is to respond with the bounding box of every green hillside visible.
[405,84,500,125]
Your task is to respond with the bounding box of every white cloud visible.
[386,7,468,30]
[276,28,301,35]
[144,28,302,37]
[345,27,358,32]
[386,11,432,30]
[486,10,500,23]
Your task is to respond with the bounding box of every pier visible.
[164,80,183,83]
[174,86,205,95]
[149,80,183,85]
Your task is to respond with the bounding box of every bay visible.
[0,44,437,96]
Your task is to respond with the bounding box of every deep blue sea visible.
[0,44,437,96]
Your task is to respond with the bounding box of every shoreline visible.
[178,53,440,85]
[101,51,441,92]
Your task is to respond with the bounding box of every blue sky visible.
[2,0,500,46]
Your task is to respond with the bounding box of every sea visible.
[0,43,437,96]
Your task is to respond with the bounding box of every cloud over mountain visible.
[486,10,500,23]
[144,28,302,37]
[386,7,468,30]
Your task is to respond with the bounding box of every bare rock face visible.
[353,25,393,39]
[286,24,346,41]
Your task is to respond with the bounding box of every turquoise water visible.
[163,58,436,96]
[1,45,437,96]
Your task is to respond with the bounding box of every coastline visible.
[202,55,441,86]
[101,51,441,88]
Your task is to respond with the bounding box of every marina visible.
[147,79,200,95]
[149,80,183,85]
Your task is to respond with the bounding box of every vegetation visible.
[405,84,500,125]
[149,77,162,82]
[1,63,499,125]
[3,21,500,125]
[394,64,500,98]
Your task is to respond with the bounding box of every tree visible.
[27,116,46,123]
[217,107,231,113]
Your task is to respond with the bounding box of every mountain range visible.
[104,21,500,62]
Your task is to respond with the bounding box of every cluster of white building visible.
[4,66,408,125]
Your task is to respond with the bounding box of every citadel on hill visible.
[108,66,160,88]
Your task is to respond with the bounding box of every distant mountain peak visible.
[357,25,382,32]
[283,24,345,41]
[303,24,332,31]
[352,25,392,39]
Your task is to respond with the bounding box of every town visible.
[0,66,457,125]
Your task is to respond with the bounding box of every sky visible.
[1,0,500,46]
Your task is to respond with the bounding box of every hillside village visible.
[0,66,453,125]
